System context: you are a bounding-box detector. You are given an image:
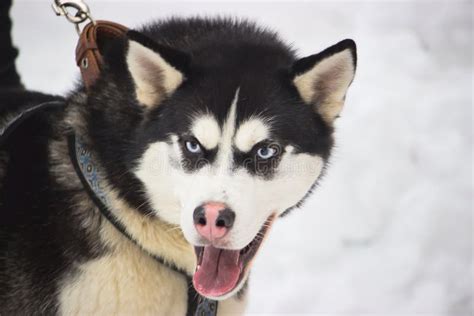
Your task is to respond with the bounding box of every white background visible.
[11,1,472,315]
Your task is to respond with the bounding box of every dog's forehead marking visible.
[234,118,270,152]
[216,88,239,169]
[191,115,221,149]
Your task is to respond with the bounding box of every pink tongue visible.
[193,246,241,297]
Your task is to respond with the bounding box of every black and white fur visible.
[0,16,356,314]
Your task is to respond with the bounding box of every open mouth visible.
[192,214,275,298]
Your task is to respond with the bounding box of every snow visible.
[11,1,473,315]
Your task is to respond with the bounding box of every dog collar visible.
[68,134,218,316]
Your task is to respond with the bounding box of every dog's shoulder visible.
[0,91,72,313]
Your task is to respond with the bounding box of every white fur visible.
[191,115,221,149]
[108,191,196,274]
[293,49,355,122]
[127,40,184,107]
[234,118,270,152]
[135,140,183,225]
[134,87,325,299]
[215,88,239,171]
[59,220,189,316]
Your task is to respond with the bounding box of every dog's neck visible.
[68,134,196,275]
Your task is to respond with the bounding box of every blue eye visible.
[185,140,202,154]
[257,146,276,159]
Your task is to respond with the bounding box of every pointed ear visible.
[125,31,189,107]
[292,39,357,124]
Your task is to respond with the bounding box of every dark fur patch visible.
[0,102,104,313]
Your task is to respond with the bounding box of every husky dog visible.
[0,11,356,315]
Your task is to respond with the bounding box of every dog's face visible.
[93,29,356,299]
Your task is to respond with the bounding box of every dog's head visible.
[84,19,356,299]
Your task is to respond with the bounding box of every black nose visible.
[215,208,235,228]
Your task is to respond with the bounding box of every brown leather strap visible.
[75,20,128,90]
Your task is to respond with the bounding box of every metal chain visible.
[52,0,96,35]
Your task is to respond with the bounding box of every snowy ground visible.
[11,1,472,315]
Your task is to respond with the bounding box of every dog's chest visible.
[58,246,188,316]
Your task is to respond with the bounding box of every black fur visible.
[292,38,357,76]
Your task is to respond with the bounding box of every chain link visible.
[52,0,96,35]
